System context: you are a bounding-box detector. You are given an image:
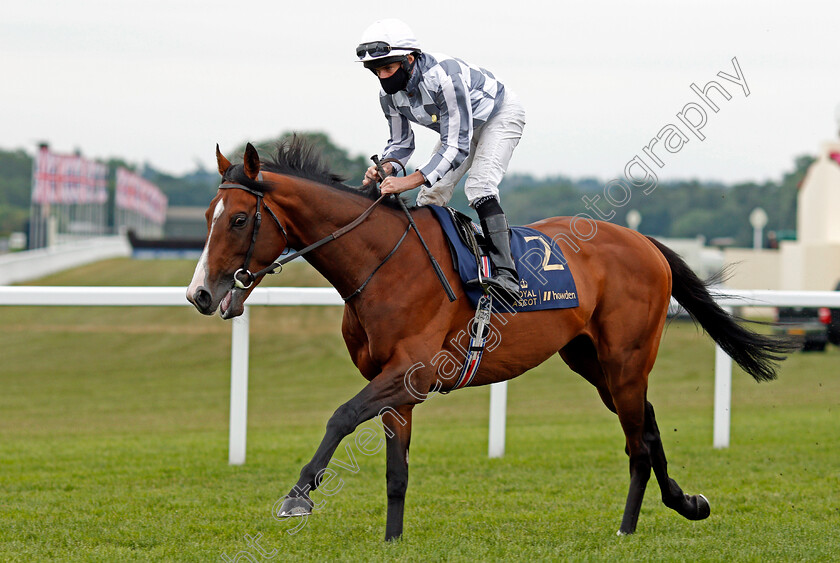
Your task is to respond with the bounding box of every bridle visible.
[218,182,387,292]
[217,183,288,290]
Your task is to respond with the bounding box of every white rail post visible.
[713,306,734,449]
[229,306,250,465]
[488,381,508,458]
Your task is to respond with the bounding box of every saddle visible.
[427,205,580,389]
[439,206,490,279]
[426,205,579,313]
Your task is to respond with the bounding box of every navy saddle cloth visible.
[426,205,579,312]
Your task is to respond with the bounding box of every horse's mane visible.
[225,135,390,204]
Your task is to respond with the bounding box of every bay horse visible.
[187,138,789,539]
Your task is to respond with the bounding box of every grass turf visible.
[1,258,839,561]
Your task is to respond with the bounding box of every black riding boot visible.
[479,212,521,300]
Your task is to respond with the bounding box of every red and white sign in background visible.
[31,146,108,205]
[115,168,168,225]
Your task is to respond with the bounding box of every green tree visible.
[235,131,370,185]
[0,149,34,235]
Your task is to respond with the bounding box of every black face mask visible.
[379,65,410,95]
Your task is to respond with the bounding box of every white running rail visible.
[1,287,838,462]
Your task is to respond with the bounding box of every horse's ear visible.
[243,142,261,181]
[216,144,232,177]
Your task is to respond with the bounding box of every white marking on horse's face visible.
[187,199,225,297]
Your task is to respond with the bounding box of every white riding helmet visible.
[356,18,421,68]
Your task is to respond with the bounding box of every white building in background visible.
[724,139,840,291]
[653,235,724,282]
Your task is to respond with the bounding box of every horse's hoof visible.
[691,494,711,520]
[275,495,313,518]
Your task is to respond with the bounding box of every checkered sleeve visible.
[380,94,415,168]
[417,72,472,186]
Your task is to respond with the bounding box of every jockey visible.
[358,18,526,299]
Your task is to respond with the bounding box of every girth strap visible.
[450,293,493,391]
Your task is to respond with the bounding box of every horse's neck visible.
[271,179,399,297]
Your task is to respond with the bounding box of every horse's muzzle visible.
[189,286,214,315]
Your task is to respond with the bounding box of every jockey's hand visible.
[380,171,426,195]
[362,162,393,186]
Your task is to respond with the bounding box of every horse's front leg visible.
[383,404,414,541]
[275,369,419,519]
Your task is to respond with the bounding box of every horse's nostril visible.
[195,288,212,311]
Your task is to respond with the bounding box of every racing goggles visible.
[356,41,401,60]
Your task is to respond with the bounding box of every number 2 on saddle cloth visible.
[426,205,581,390]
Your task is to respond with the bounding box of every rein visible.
[372,155,457,303]
[219,183,388,292]
[221,172,457,303]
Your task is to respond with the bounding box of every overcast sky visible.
[2,0,839,185]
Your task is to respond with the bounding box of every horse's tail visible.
[647,236,791,382]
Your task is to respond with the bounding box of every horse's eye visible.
[232,214,248,228]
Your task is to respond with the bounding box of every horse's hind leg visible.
[609,378,653,535]
[644,401,711,521]
[560,337,650,534]
[559,336,616,413]
[561,336,709,533]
